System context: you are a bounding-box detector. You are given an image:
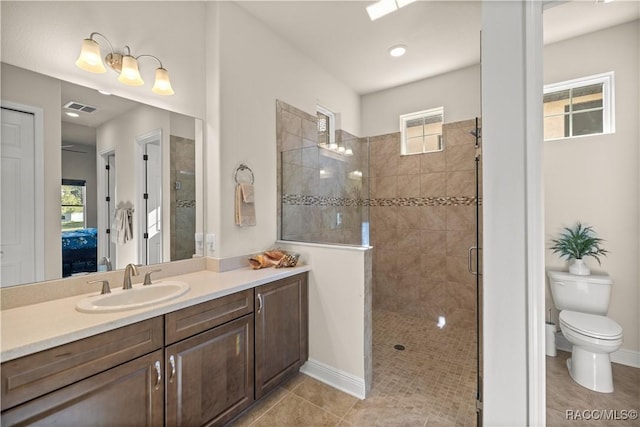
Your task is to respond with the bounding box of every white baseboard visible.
[300,359,366,400]
[554,332,640,368]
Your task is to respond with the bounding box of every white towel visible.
[114,208,134,244]
[235,184,256,226]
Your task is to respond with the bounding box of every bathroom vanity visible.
[0,267,308,426]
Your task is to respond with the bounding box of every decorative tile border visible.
[175,200,196,208]
[282,194,481,207]
[282,194,365,207]
[370,196,481,207]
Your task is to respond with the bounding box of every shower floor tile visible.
[231,309,478,427]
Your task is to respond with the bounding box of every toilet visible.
[547,270,623,393]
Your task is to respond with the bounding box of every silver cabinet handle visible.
[153,360,162,390]
[169,354,176,383]
[257,293,263,314]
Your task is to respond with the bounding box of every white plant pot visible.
[569,259,590,276]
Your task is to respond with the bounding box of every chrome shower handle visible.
[468,246,482,275]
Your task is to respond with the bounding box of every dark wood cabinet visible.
[1,349,164,427]
[254,273,308,399]
[1,272,308,426]
[1,317,163,412]
[165,314,254,427]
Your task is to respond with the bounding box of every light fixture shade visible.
[118,55,144,86]
[75,38,107,73]
[152,68,175,95]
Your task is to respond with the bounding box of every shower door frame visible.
[471,117,483,426]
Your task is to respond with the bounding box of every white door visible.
[136,130,162,266]
[107,153,117,264]
[1,107,36,286]
[97,151,117,268]
[146,142,162,265]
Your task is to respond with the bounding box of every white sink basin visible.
[76,281,190,313]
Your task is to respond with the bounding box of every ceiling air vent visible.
[63,101,97,113]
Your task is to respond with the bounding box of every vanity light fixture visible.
[389,45,407,57]
[366,0,417,21]
[75,32,174,95]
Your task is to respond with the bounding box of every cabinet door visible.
[165,314,254,427]
[254,273,308,399]
[1,350,164,427]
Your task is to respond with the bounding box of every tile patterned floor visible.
[231,309,478,427]
[546,350,640,426]
[232,311,640,426]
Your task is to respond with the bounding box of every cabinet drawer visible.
[2,349,164,427]
[1,317,163,411]
[165,289,253,345]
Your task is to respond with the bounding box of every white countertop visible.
[0,265,310,362]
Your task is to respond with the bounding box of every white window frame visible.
[400,107,444,155]
[543,71,615,141]
[317,104,336,146]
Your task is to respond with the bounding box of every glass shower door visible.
[471,117,483,426]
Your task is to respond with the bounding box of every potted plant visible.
[550,222,608,275]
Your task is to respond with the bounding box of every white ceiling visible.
[60,80,140,146]
[61,0,639,144]
[238,0,639,95]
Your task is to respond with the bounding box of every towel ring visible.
[234,164,254,185]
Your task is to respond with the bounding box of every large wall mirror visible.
[1,63,202,288]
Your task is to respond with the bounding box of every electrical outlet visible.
[206,233,216,254]
[194,233,204,256]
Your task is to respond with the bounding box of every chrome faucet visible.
[123,263,139,290]
[101,256,112,271]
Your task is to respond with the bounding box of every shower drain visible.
[393,344,405,351]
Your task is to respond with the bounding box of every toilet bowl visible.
[547,270,624,393]
[559,310,623,393]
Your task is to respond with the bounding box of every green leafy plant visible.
[550,222,608,265]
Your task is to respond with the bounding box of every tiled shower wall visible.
[370,119,480,328]
[277,100,369,245]
[170,135,196,261]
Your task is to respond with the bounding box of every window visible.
[61,179,86,231]
[317,105,336,147]
[400,107,444,155]
[543,72,614,141]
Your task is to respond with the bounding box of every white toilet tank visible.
[547,270,612,315]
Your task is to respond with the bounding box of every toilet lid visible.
[560,310,623,340]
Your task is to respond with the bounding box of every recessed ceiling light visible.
[389,45,407,57]
[98,90,112,95]
[65,112,80,118]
